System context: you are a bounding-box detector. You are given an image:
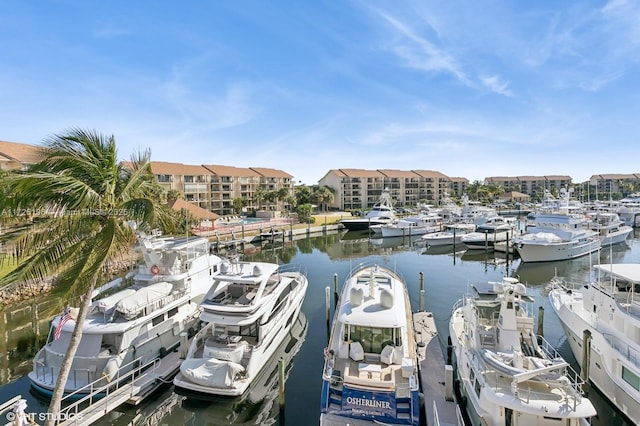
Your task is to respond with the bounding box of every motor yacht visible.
[548,264,640,425]
[450,277,596,426]
[173,257,308,397]
[320,263,421,425]
[29,233,222,397]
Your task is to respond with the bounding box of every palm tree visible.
[0,128,169,424]
[313,186,335,212]
[253,186,266,211]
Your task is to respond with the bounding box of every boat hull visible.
[549,287,640,425]
[514,238,600,262]
[341,218,392,231]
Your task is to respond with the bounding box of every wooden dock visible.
[413,311,462,426]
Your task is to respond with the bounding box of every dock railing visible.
[55,356,160,425]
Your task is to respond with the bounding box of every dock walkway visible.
[413,311,462,426]
[55,350,182,426]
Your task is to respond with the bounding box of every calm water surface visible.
[2,228,639,425]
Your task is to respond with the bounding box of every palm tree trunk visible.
[45,279,96,426]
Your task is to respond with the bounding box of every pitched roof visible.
[338,168,386,178]
[150,162,211,175]
[377,169,420,178]
[249,167,293,178]
[168,198,219,220]
[0,140,43,164]
[503,191,530,199]
[202,164,260,177]
[411,170,449,179]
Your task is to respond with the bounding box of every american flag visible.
[54,308,72,340]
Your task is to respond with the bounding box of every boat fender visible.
[188,327,196,338]
[460,395,467,408]
[159,346,167,358]
[102,358,119,382]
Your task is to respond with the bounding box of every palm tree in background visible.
[0,128,171,424]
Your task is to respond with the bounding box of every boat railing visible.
[483,366,587,411]
[34,347,120,389]
[536,335,588,393]
[602,332,640,368]
[536,335,562,360]
[478,346,588,410]
[549,276,583,292]
[0,395,24,421]
[56,356,160,425]
[345,261,406,287]
[451,298,464,314]
[278,263,308,277]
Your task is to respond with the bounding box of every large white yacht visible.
[587,211,633,246]
[512,212,600,262]
[616,192,640,227]
[421,222,476,247]
[549,264,640,425]
[512,188,600,262]
[450,277,596,426]
[372,212,444,238]
[173,257,308,397]
[29,233,222,397]
[340,189,397,231]
[460,216,517,250]
[319,263,421,425]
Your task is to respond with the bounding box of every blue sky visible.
[2,1,639,185]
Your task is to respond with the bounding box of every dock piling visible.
[581,329,592,395]
[278,358,286,421]
[419,272,425,312]
[536,306,544,342]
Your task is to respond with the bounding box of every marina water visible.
[1,228,638,425]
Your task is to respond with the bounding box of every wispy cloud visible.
[480,75,513,97]
[371,9,472,86]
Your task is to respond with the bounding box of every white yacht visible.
[180,312,308,425]
[29,234,222,397]
[587,211,633,246]
[319,263,421,425]
[512,212,600,262]
[616,192,640,227]
[460,216,517,251]
[373,213,444,238]
[173,258,308,397]
[421,222,476,247]
[450,277,596,426]
[549,264,640,425]
[340,189,397,231]
[458,194,497,225]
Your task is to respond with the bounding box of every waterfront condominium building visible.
[151,161,294,216]
[318,168,453,210]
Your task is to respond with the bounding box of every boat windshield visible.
[346,325,400,354]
